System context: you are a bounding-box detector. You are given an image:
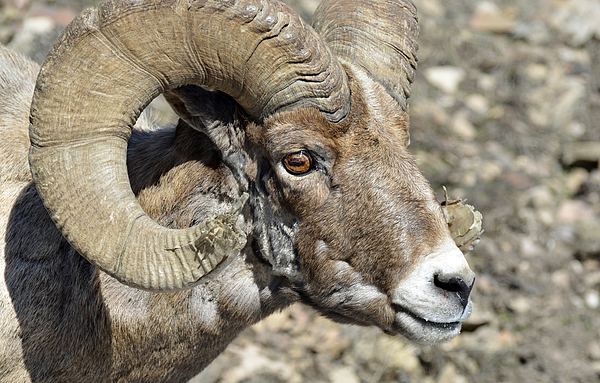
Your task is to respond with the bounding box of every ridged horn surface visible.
[312,0,419,111]
[28,0,349,292]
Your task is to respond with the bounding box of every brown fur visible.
[258,69,450,330]
[0,43,464,381]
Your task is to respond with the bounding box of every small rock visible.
[451,110,477,140]
[424,66,466,94]
[464,93,490,115]
[512,20,551,45]
[524,63,549,82]
[487,105,505,119]
[351,334,423,375]
[508,296,531,314]
[469,1,516,34]
[587,342,600,360]
[562,141,600,168]
[29,4,77,27]
[378,338,423,374]
[555,200,595,224]
[328,366,360,383]
[584,271,600,288]
[584,290,599,310]
[479,161,503,182]
[437,363,468,383]
[548,294,565,310]
[565,121,587,138]
[571,260,584,274]
[220,345,299,383]
[574,219,600,256]
[477,74,497,92]
[551,270,571,289]
[462,306,493,332]
[524,186,554,209]
[3,0,29,10]
[412,100,450,125]
[313,327,351,359]
[550,0,600,46]
[552,77,587,129]
[420,0,443,17]
[474,274,494,295]
[537,209,555,226]
[566,168,589,194]
[518,261,531,273]
[515,154,553,177]
[519,238,544,258]
[571,295,585,309]
[502,171,533,189]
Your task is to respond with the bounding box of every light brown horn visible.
[28,0,350,292]
[312,0,419,111]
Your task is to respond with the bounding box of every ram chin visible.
[393,300,473,344]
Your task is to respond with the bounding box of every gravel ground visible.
[2,0,600,382]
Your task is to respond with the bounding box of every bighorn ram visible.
[0,0,479,381]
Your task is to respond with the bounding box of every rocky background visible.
[2,0,599,381]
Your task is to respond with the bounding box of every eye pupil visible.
[283,151,312,175]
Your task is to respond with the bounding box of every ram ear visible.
[164,85,238,132]
[164,85,246,155]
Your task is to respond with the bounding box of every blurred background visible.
[2,0,599,381]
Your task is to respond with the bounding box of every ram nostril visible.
[434,274,474,309]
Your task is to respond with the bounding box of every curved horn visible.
[29,0,350,292]
[312,0,419,111]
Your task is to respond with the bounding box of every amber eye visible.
[282,151,313,175]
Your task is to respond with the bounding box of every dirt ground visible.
[2,0,600,382]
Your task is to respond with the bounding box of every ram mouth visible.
[393,304,463,334]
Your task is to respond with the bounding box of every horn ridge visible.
[312,0,419,111]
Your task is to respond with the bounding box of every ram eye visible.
[283,151,313,175]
